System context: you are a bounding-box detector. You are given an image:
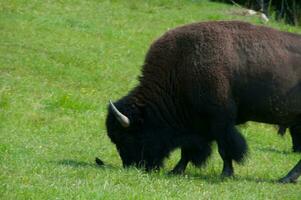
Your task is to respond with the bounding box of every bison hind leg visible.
[278,159,301,183]
[213,122,248,177]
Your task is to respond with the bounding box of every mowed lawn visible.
[1,0,301,199]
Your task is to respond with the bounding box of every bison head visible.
[106,99,170,171]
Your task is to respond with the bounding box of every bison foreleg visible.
[217,142,234,177]
[279,159,301,183]
[213,121,248,177]
[170,144,211,174]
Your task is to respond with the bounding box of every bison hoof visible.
[221,171,234,178]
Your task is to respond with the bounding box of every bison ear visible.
[109,100,130,128]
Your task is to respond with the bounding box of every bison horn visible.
[109,100,130,127]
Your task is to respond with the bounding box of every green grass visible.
[1,0,301,199]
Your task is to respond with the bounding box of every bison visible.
[105,21,301,183]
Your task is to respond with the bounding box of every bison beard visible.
[105,21,301,183]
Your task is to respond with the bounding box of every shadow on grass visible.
[257,147,291,155]
[166,172,277,184]
[165,173,222,184]
[52,159,118,169]
[231,175,278,184]
[52,160,283,184]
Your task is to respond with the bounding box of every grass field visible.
[1,0,301,199]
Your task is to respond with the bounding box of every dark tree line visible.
[212,0,301,26]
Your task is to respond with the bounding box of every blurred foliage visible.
[213,0,301,25]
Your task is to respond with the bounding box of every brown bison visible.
[105,21,301,183]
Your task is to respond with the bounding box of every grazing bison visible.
[106,21,301,183]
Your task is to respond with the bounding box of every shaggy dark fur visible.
[106,21,301,183]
